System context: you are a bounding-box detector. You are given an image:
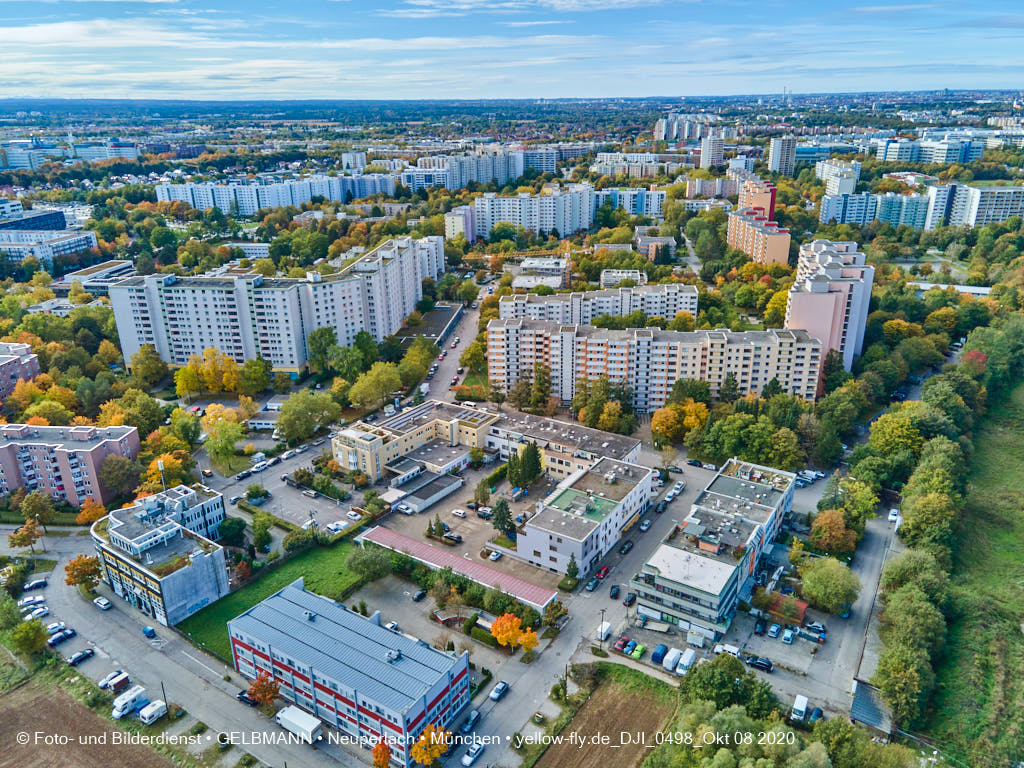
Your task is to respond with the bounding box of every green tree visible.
[277,389,342,443]
[217,517,247,547]
[348,362,402,410]
[346,545,393,582]
[492,499,512,536]
[352,331,378,369]
[0,592,21,629]
[238,358,272,396]
[566,553,579,581]
[327,345,364,382]
[668,378,711,406]
[872,642,934,725]
[679,653,778,719]
[251,511,273,550]
[20,492,56,530]
[474,479,490,506]
[520,441,542,485]
[169,408,201,447]
[98,454,143,498]
[206,418,244,467]
[529,363,551,411]
[459,341,486,375]
[880,548,947,604]
[801,557,861,614]
[718,372,739,403]
[307,327,337,376]
[880,585,946,657]
[129,343,169,389]
[11,619,48,656]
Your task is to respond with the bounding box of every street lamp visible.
[599,607,606,652]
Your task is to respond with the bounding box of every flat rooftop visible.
[404,439,470,468]
[493,410,639,461]
[405,472,463,503]
[547,487,618,522]
[376,400,499,436]
[693,458,795,525]
[643,539,737,597]
[527,503,598,540]
[0,423,135,449]
[104,484,219,542]
[229,579,463,716]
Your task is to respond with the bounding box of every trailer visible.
[275,705,323,744]
[112,685,149,720]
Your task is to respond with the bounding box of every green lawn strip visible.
[924,384,1024,765]
[177,541,359,660]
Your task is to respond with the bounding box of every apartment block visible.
[737,177,778,220]
[768,136,796,176]
[156,174,398,217]
[112,237,444,375]
[874,137,985,164]
[0,342,40,400]
[228,579,470,767]
[599,269,647,288]
[686,178,739,199]
[516,457,655,575]
[443,205,476,243]
[594,187,666,219]
[786,240,875,372]
[0,230,97,268]
[0,208,66,230]
[820,191,929,229]
[634,234,677,260]
[91,484,228,626]
[700,136,725,169]
[925,183,1024,229]
[726,208,791,265]
[498,284,698,325]
[815,159,861,196]
[517,257,572,288]
[474,186,594,238]
[631,459,796,640]
[0,423,140,506]
[487,319,822,411]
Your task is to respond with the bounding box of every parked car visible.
[412,589,427,602]
[452,508,467,518]
[488,551,502,562]
[442,532,463,545]
[45,621,66,636]
[229,495,243,504]
[805,621,827,634]
[235,470,251,481]
[702,463,717,471]
[459,710,481,734]
[93,596,112,610]
[201,468,213,477]
[686,459,702,467]
[639,519,652,532]
[584,578,599,592]
[267,456,282,466]
[66,648,95,666]
[619,540,634,555]
[17,594,44,609]
[236,690,258,707]
[655,501,667,514]
[609,584,620,599]
[47,629,76,647]
[808,707,825,723]
[22,577,48,592]
[781,629,795,645]
[623,640,637,656]
[98,669,126,690]
[325,522,345,534]
[385,621,401,632]
[488,680,510,701]
[346,510,363,522]
[142,626,157,639]
[630,643,646,660]
[613,635,630,652]
[461,743,485,767]
[23,606,49,621]
[767,623,781,638]
[596,565,610,579]
[746,656,774,673]
[887,508,900,523]
[666,465,683,474]
[754,618,767,636]
[623,592,636,607]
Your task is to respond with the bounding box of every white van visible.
[713,643,741,658]
[791,695,808,723]
[676,648,697,676]
[384,404,396,417]
[594,621,612,642]
[138,700,167,725]
[112,685,148,719]
[662,647,682,673]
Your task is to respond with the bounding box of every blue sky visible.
[2,0,1023,100]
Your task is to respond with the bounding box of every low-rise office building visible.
[631,459,796,640]
[498,284,698,325]
[91,484,228,626]
[228,579,470,767]
[515,457,655,575]
[51,259,136,296]
[0,423,139,506]
[599,269,647,288]
[517,257,572,288]
[487,319,822,410]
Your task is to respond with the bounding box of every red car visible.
[596,565,610,579]
[613,635,630,652]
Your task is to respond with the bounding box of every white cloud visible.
[501,20,566,26]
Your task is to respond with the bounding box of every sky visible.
[1,0,1023,100]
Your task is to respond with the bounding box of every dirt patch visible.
[0,679,176,768]
[536,681,674,768]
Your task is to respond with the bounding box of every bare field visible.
[536,680,675,768]
[0,680,175,768]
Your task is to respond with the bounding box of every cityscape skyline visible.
[3,1,1024,99]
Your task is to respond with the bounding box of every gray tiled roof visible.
[228,580,461,715]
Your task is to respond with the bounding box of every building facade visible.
[0,342,40,400]
[228,579,470,767]
[0,423,139,506]
[726,208,791,265]
[443,205,476,244]
[498,284,698,325]
[700,136,724,169]
[0,230,97,268]
[785,240,875,373]
[925,183,1024,229]
[599,269,647,288]
[768,136,796,176]
[112,237,444,375]
[737,177,778,220]
[91,484,228,626]
[517,257,572,288]
[815,159,861,196]
[487,319,822,410]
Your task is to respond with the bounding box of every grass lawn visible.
[924,384,1024,766]
[463,370,487,389]
[177,541,360,661]
[210,453,252,477]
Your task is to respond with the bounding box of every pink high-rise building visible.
[0,342,40,400]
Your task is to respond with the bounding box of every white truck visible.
[276,705,323,744]
[791,695,809,724]
[594,621,612,642]
[112,685,149,720]
[676,648,697,676]
[419,382,430,397]
[662,647,682,673]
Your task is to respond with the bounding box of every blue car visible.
[143,626,157,639]
[623,640,637,656]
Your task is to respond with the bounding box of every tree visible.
[869,412,924,459]
[277,389,342,443]
[520,441,542,485]
[175,362,203,401]
[129,344,169,389]
[10,619,48,656]
[348,362,402,410]
[519,627,539,653]
[492,498,512,536]
[529,363,551,411]
[768,427,804,471]
[238,358,272,396]
[872,642,933,725]
[346,545,393,582]
[597,400,624,432]
[0,592,21,629]
[543,600,567,627]
[679,652,778,719]
[507,376,532,410]
[20,491,56,530]
[880,548,947,604]
[169,408,201,447]
[327,345,364,382]
[98,454,143,498]
[881,584,946,657]
[490,612,523,649]
[218,516,247,547]
[459,341,486,375]
[64,554,102,591]
[353,330,378,367]
[810,509,857,555]
[821,349,852,393]
[307,327,337,376]
[566,553,579,581]
[474,479,490,506]
[206,416,244,467]
[7,518,42,553]
[251,512,273,551]
[898,491,957,550]
[718,372,739,403]
[248,670,280,707]
[372,740,392,768]
[800,557,861,614]
[410,723,448,766]
[98,388,165,436]
[651,405,684,444]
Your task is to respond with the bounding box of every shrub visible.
[463,613,479,635]
[470,625,499,647]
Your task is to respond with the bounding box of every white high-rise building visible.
[111,237,444,376]
[785,240,874,372]
[498,284,698,325]
[444,205,476,243]
[768,136,797,176]
[820,191,929,229]
[815,159,861,196]
[473,184,596,238]
[925,183,1024,229]
[700,136,724,169]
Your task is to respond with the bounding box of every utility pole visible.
[599,607,606,651]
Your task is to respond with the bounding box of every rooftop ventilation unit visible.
[305,611,316,621]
